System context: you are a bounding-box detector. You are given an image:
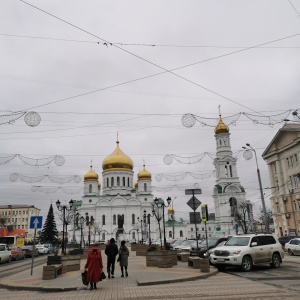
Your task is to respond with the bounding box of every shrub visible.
[147,244,159,252]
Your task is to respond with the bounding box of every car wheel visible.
[217,265,226,272]
[270,253,281,268]
[288,249,294,256]
[241,255,253,272]
[8,256,12,263]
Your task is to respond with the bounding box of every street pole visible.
[148,214,151,245]
[162,205,167,248]
[244,144,269,234]
[193,190,199,255]
[172,200,175,238]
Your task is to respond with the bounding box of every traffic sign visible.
[201,204,208,222]
[187,196,201,211]
[30,216,43,229]
[185,188,202,195]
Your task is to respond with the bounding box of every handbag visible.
[101,271,106,280]
[81,270,88,286]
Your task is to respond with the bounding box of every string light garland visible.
[0,154,65,166]
[0,111,41,127]
[155,171,215,182]
[10,173,81,184]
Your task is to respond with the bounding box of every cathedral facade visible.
[75,140,157,244]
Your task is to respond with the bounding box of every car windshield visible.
[172,240,185,246]
[225,237,250,246]
[180,240,193,247]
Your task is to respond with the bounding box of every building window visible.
[208,227,211,231]
[89,184,92,193]
[169,231,172,237]
[191,228,193,231]
[132,214,135,224]
[111,177,114,187]
[113,215,116,225]
[180,230,183,237]
[107,178,109,187]
[122,177,125,186]
[117,177,120,186]
[132,232,136,240]
[202,228,204,231]
[276,205,280,213]
[144,183,147,191]
[127,177,130,187]
[102,215,105,225]
[102,233,105,240]
[297,200,300,211]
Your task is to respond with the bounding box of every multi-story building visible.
[262,123,300,237]
[0,204,41,234]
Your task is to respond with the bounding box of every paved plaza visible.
[0,248,299,299]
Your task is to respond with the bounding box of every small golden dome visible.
[134,181,138,188]
[214,115,229,134]
[102,141,134,171]
[84,165,99,181]
[98,181,101,189]
[168,207,174,214]
[138,165,151,180]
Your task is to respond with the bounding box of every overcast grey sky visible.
[1,0,300,226]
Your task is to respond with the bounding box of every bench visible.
[177,252,189,262]
[188,257,201,269]
[42,264,63,280]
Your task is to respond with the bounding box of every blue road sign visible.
[30,216,43,229]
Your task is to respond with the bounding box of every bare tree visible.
[234,201,252,234]
[0,216,8,228]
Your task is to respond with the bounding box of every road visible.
[226,254,300,293]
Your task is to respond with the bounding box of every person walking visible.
[84,245,103,290]
[118,240,129,277]
[105,238,118,279]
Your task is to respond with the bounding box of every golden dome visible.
[84,165,99,181]
[134,181,138,188]
[214,115,229,134]
[168,207,174,214]
[138,165,151,180]
[102,141,133,171]
[98,181,101,189]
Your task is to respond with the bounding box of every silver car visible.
[285,238,300,256]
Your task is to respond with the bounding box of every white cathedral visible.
[70,115,252,244]
[74,139,157,244]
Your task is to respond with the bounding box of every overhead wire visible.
[19,0,300,117]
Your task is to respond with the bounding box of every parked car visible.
[204,240,227,260]
[190,237,229,257]
[0,243,12,263]
[9,245,25,260]
[22,245,39,258]
[35,245,49,254]
[170,239,185,249]
[42,244,54,253]
[285,238,300,256]
[173,239,194,251]
[210,234,284,272]
[278,236,300,249]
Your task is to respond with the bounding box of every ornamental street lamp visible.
[79,215,85,249]
[144,210,152,245]
[153,197,172,249]
[243,144,269,234]
[56,199,74,255]
[85,212,94,246]
[137,217,144,244]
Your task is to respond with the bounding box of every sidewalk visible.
[0,249,217,292]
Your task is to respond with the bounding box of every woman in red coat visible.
[84,245,103,290]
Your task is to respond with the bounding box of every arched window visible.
[180,230,183,237]
[132,232,135,240]
[89,184,92,193]
[132,214,135,224]
[144,183,147,191]
[111,177,114,187]
[229,165,233,177]
[122,214,125,225]
[117,177,120,186]
[169,231,172,238]
[127,177,130,187]
[102,233,105,240]
[113,214,116,225]
[122,177,125,186]
[102,215,105,225]
[107,178,109,187]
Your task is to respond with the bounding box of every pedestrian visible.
[105,238,118,279]
[84,245,103,290]
[118,240,129,277]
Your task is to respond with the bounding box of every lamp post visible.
[79,216,85,249]
[243,144,269,234]
[154,197,172,249]
[171,197,177,238]
[144,210,152,245]
[56,199,74,255]
[137,217,144,244]
[85,212,94,246]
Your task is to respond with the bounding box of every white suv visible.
[0,243,12,263]
[210,234,284,272]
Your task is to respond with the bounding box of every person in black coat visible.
[105,238,118,278]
